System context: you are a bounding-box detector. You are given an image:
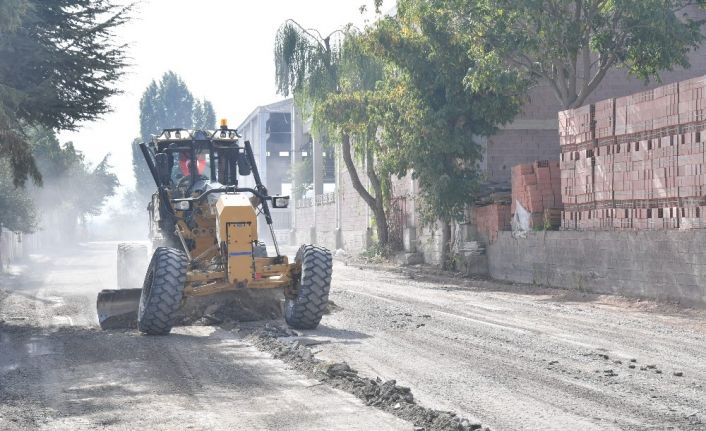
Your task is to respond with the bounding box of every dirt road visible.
[304,262,706,431]
[0,243,410,431]
[1,242,705,430]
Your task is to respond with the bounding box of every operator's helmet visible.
[178,151,208,177]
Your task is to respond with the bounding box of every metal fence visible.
[296,192,336,208]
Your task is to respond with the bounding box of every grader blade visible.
[96,289,142,329]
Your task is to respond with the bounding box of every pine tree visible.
[191,99,218,130]
[139,81,161,143]
[202,100,217,129]
[0,0,131,186]
[158,71,195,130]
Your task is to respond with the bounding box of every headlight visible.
[174,200,191,211]
[272,196,290,209]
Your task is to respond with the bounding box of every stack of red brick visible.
[511,161,562,228]
[560,75,706,230]
[474,203,511,243]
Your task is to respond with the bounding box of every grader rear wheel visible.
[137,247,188,335]
[285,245,332,329]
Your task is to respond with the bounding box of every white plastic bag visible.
[512,200,530,238]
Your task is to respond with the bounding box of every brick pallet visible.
[559,74,706,231]
[474,203,511,243]
[512,160,562,228]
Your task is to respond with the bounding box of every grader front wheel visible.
[285,245,332,329]
[137,247,188,335]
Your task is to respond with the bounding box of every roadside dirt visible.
[243,324,487,431]
[298,261,706,431]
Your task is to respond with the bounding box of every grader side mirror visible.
[271,196,290,209]
[155,153,171,186]
[238,156,251,176]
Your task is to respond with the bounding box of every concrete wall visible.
[294,158,370,252]
[488,230,706,304]
[0,229,38,269]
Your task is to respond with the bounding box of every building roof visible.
[237,98,293,131]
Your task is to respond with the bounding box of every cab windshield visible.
[170,149,211,185]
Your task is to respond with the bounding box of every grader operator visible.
[97,121,332,335]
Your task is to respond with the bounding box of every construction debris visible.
[246,326,488,431]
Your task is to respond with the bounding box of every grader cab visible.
[97,121,332,335]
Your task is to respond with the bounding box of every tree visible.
[157,71,195,131]
[460,0,706,109]
[31,127,119,240]
[275,20,397,249]
[0,160,35,269]
[133,72,217,201]
[366,0,525,266]
[0,0,131,186]
[0,161,36,234]
[316,32,410,250]
[193,99,217,130]
[139,81,161,144]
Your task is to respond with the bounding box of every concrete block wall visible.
[294,202,337,249]
[488,230,706,304]
[338,162,371,251]
[486,129,561,183]
[416,223,443,265]
[0,230,38,268]
[294,160,370,252]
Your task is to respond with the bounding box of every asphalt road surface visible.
[1,242,705,430]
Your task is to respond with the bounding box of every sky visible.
[59,0,395,191]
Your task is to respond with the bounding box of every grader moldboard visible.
[97,121,332,335]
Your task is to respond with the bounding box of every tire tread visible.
[137,247,188,335]
[285,245,332,329]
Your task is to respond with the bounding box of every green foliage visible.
[274,20,345,101]
[292,157,313,199]
[0,0,131,186]
[193,99,217,130]
[0,126,118,235]
[31,127,119,219]
[139,81,161,144]
[316,32,399,200]
[359,240,393,261]
[459,0,706,108]
[275,20,392,247]
[0,160,36,233]
[366,0,525,224]
[156,71,196,131]
[0,0,29,32]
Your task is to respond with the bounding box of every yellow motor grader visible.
[97,121,332,335]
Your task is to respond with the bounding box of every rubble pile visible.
[247,325,489,431]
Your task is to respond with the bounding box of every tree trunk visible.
[365,149,389,248]
[440,220,452,270]
[340,134,389,248]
